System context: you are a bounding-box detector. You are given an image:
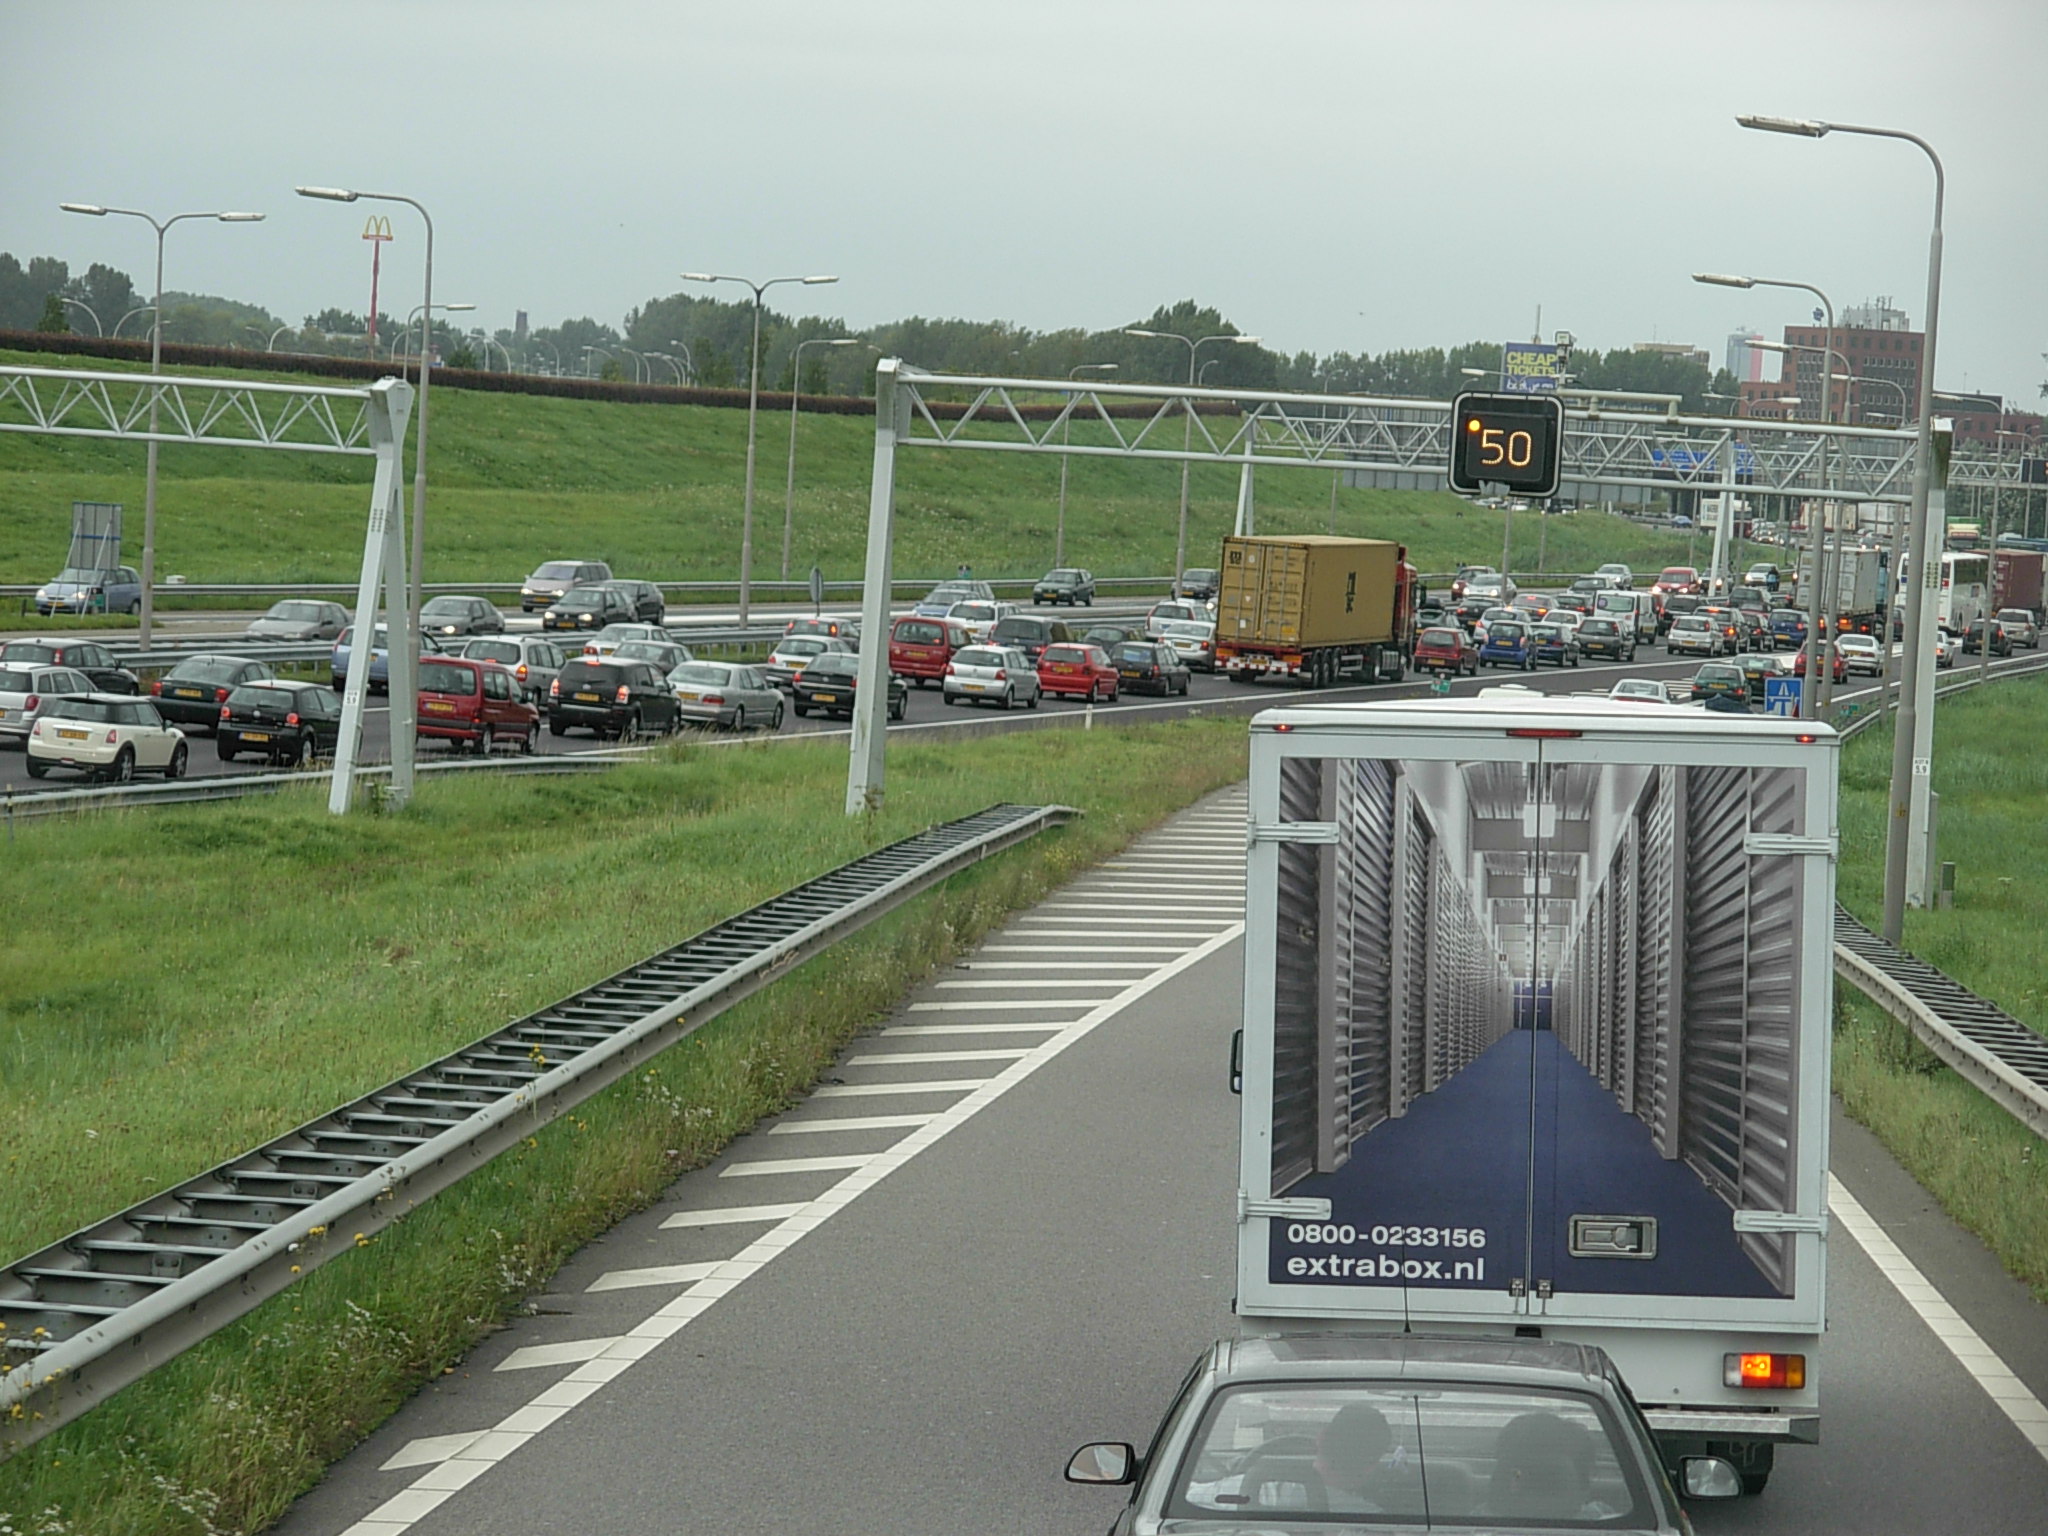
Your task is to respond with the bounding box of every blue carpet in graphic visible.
[1268,1033,1781,1299]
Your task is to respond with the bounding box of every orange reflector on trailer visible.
[1726,1352,1805,1389]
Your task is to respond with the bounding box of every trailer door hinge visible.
[1250,822,1338,846]
[1743,833,1837,859]
[1238,1191,1332,1223]
[1731,1210,1830,1234]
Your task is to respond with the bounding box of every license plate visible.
[175,688,203,698]
[58,728,87,740]
[963,682,984,692]
[813,692,837,704]
[424,700,454,713]
[1053,664,1076,674]
[676,691,700,703]
[1119,668,1141,678]
[575,692,601,703]
[244,731,271,743]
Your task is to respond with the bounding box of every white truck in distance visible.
[1234,693,1838,1495]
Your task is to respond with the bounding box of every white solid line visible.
[720,1153,876,1177]
[495,1337,621,1372]
[993,930,1223,940]
[884,1022,1068,1036]
[585,1262,721,1293]
[979,944,1190,953]
[1829,1174,2048,1461]
[1049,903,1243,913]
[1104,856,1245,866]
[958,961,1159,970]
[353,915,1248,1534]
[1063,882,1245,892]
[768,1113,935,1132]
[934,979,1129,990]
[811,1079,987,1096]
[660,1203,807,1229]
[904,1000,1097,1012]
[844,1047,1034,1065]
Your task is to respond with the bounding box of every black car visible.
[148,654,277,730]
[989,614,1074,662]
[0,638,138,694]
[547,658,679,739]
[1033,568,1095,606]
[542,586,636,632]
[1079,621,1146,649]
[1112,639,1190,696]
[600,579,667,625]
[1451,596,1492,631]
[790,653,907,721]
[1962,618,2013,657]
[419,594,505,638]
[1575,617,1635,662]
[1176,567,1221,602]
[217,680,343,766]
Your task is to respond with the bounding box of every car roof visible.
[1216,1332,1614,1391]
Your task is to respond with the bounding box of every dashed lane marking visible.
[767,1113,936,1134]
[494,1337,622,1372]
[719,1154,877,1178]
[660,1203,808,1230]
[584,1262,721,1293]
[842,1047,1035,1065]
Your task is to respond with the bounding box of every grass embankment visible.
[0,718,1248,1533]
[0,344,1726,593]
[1835,673,2048,1301]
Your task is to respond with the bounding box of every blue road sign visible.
[1764,676,1802,717]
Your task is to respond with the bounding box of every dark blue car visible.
[1479,619,1535,670]
[1769,611,1809,650]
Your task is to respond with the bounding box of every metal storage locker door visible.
[1342,760,1397,1136]
[1737,767,1803,1291]
[1423,845,1446,1092]
[1634,769,1680,1155]
[1397,793,1435,1111]
[1271,755,1323,1193]
[1611,826,1639,1114]
[1679,765,1752,1209]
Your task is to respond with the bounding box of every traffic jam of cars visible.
[10,537,2036,787]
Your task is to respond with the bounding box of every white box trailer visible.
[1236,694,1837,1489]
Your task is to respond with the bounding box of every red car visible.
[1036,642,1119,702]
[1653,566,1702,595]
[1411,625,1479,676]
[888,616,973,687]
[1790,644,1848,684]
[415,656,540,754]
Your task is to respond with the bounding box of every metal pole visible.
[142,222,165,651]
[1176,349,1195,581]
[1056,362,1116,570]
[741,286,763,625]
[847,359,904,816]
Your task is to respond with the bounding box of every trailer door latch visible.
[1569,1214,1659,1259]
[1238,1192,1332,1223]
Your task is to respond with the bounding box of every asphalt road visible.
[270,788,2048,1536]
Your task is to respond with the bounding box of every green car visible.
[1692,662,1749,705]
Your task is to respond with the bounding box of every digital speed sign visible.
[1448,391,1565,499]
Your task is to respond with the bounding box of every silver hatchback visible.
[941,645,1040,709]
[0,664,98,746]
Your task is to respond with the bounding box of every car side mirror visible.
[1679,1456,1742,1499]
[1065,1442,1136,1486]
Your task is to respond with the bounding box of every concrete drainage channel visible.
[0,802,1074,1455]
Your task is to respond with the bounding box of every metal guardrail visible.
[95,623,786,670]
[1824,655,2048,1143]
[0,801,1075,1454]
[2,576,1180,600]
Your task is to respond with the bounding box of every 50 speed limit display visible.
[1448,391,1564,499]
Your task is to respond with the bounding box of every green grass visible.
[0,718,1249,1532]
[0,344,1727,594]
[1834,672,2048,1300]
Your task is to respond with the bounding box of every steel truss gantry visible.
[0,365,416,813]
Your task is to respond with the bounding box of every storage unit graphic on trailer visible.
[1264,745,1812,1302]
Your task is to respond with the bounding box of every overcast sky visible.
[8,0,2043,401]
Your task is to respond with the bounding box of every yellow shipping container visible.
[1217,536,1403,651]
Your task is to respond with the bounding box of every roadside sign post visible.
[809,564,824,615]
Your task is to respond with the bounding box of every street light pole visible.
[1123,328,1261,580]
[1737,114,1947,940]
[682,272,839,624]
[61,202,265,650]
[60,297,104,335]
[783,335,859,580]
[1057,363,1118,568]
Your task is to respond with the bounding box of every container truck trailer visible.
[1992,547,2045,619]
[1214,535,1417,688]
[1233,693,1838,1494]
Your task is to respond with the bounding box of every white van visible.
[1592,588,1660,640]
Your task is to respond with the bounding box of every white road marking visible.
[978,944,1192,953]
[340,900,1246,1534]
[767,1113,935,1133]
[380,1432,484,1472]
[883,1022,1067,1036]
[933,979,1129,990]
[720,1154,877,1177]
[494,1337,622,1372]
[660,1203,806,1229]
[844,1047,1034,1065]
[585,1262,720,1293]
[904,1000,1095,1012]
[811,1078,988,1097]
[958,960,1160,970]
[1049,902,1243,913]
[1828,1174,2048,1461]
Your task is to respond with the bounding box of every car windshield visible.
[167,659,247,684]
[266,601,325,621]
[954,648,1006,668]
[1419,629,1462,647]
[778,638,830,658]
[51,568,105,584]
[991,620,1046,641]
[806,655,857,677]
[422,597,471,616]
[464,641,520,664]
[0,643,59,663]
[950,603,997,621]
[1997,610,2030,623]
[894,621,944,645]
[45,697,120,723]
[533,562,582,580]
[1581,620,1618,635]
[1041,646,1089,664]
[1489,622,1525,639]
[670,663,732,686]
[1183,569,1218,584]
[228,685,295,708]
[559,663,620,686]
[0,669,39,693]
[925,584,974,603]
[1168,1383,1644,1525]
[1115,643,1156,663]
[1042,571,1081,584]
[612,643,678,664]
[418,662,479,695]
[1159,621,1212,638]
[1530,625,1561,640]
[555,588,609,607]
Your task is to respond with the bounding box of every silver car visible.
[764,635,851,689]
[940,645,1040,709]
[419,594,505,638]
[0,664,98,746]
[1156,617,1219,672]
[669,661,784,731]
[461,636,569,703]
[609,640,694,675]
[246,599,350,641]
[1066,1333,1721,1532]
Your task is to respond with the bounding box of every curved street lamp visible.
[680,271,839,623]
[61,201,265,648]
[1121,328,1262,577]
[60,297,104,335]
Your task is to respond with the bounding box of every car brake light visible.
[1726,1353,1805,1389]
[943,663,955,676]
[220,704,231,720]
[286,712,301,726]
[216,687,230,702]
[516,663,528,680]
[993,669,1007,681]
[615,685,631,704]
[24,694,37,711]
[105,729,118,744]
[702,694,725,706]
[150,679,163,696]
[550,678,560,697]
